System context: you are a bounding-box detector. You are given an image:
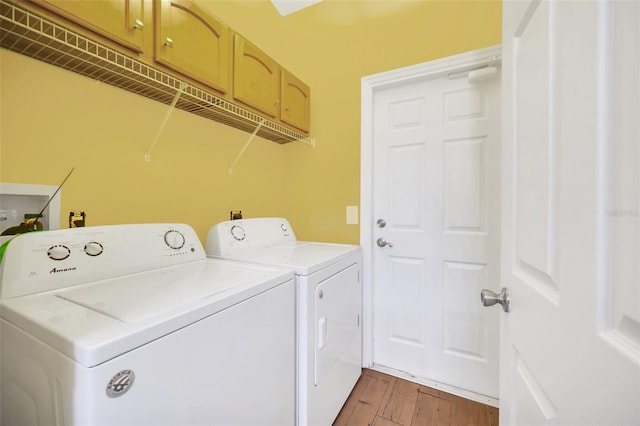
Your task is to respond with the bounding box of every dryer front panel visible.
[314,263,361,386]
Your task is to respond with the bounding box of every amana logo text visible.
[49,267,77,274]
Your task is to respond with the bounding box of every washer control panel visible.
[0,223,206,299]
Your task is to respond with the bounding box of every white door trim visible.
[360,45,502,367]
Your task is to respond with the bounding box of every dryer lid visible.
[217,241,360,275]
[0,259,294,367]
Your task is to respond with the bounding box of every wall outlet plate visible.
[346,206,359,225]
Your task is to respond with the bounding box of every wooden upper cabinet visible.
[233,34,280,117]
[155,0,229,94]
[26,0,310,136]
[30,0,145,52]
[281,68,310,132]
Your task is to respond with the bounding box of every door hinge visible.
[357,314,360,327]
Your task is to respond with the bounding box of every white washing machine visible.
[0,223,296,426]
[206,217,362,426]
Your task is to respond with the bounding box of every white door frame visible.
[360,45,502,367]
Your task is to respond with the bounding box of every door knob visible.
[377,238,393,248]
[481,287,510,312]
[377,219,386,228]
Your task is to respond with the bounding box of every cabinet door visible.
[30,0,145,52]
[155,0,229,94]
[233,34,279,117]
[281,68,310,132]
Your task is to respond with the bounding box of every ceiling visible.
[270,0,323,16]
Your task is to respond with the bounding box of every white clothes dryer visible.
[206,217,362,426]
[0,223,296,426]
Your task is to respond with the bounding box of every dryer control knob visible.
[48,245,71,261]
[84,241,104,256]
[164,230,185,249]
[230,225,246,241]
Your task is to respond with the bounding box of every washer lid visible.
[56,260,243,323]
[216,241,360,275]
[0,259,294,367]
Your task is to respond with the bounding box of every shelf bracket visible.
[228,118,267,174]
[144,83,186,162]
[296,136,315,148]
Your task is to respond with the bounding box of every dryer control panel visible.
[0,223,206,299]
[205,218,296,257]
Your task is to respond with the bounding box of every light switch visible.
[346,206,359,225]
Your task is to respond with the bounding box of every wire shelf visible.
[0,0,310,144]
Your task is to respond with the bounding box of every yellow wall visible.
[0,0,501,244]
[0,49,292,240]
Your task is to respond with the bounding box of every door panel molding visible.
[599,0,640,361]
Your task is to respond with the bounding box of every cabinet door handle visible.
[164,37,174,48]
[133,19,144,31]
[284,107,290,112]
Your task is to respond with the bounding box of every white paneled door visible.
[372,66,501,399]
[500,0,639,424]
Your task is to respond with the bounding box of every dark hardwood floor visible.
[333,369,498,426]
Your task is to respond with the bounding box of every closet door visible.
[233,34,280,117]
[155,0,229,94]
[499,1,640,424]
[32,0,145,52]
[281,68,310,132]
[372,67,501,400]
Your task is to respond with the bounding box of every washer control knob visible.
[84,241,104,256]
[230,225,246,241]
[48,245,71,261]
[164,230,185,249]
[281,223,288,232]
